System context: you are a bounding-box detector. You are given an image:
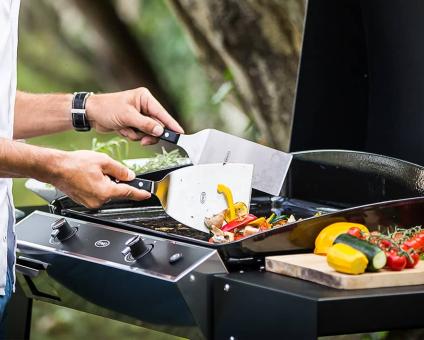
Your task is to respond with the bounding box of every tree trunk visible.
[168,0,305,150]
[71,0,180,120]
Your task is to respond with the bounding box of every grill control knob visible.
[50,218,77,242]
[121,235,149,260]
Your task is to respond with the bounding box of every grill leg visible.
[5,283,32,340]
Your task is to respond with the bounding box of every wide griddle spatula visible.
[158,128,292,196]
[124,163,253,233]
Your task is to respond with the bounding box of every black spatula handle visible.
[159,128,180,144]
[116,178,154,193]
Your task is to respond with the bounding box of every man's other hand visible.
[85,87,184,146]
[51,150,151,209]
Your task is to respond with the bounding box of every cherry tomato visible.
[347,227,363,239]
[403,238,424,252]
[414,235,424,248]
[379,239,392,249]
[386,252,407,271]
[402,240,416,250]
[405,252,420,268]
[415,232,424,240]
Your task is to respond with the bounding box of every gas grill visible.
[11,150,424,339]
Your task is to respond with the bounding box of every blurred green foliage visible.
[31,301,180,340]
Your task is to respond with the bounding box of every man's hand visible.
[0,140,150,209]
[15,87,184,141]
[50,150,151,209]
[86,87,184,145]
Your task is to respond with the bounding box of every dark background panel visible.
[291,0,424,166]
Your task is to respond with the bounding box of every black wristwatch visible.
[71,92,93,131]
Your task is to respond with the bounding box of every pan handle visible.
[121,178,155,193]
[159,128,180,144]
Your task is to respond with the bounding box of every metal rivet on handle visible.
[224,284,230,292]
[164,132,170,138]
[138,182,144,188]
[189,274,195,282]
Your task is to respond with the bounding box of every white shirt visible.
[0,0,20,295]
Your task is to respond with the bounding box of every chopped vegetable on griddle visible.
[206,183,297,244]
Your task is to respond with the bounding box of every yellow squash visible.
[314,222,369,255]
[327,243,368,275]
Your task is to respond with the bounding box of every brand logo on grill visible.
[200,192,206,204]
[95,240,110,248]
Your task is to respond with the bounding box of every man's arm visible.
[0,138,150,208]
[11,86,184,208]
[14,88,184,144]
[14,92,73,139]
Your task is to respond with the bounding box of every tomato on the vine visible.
[379,239,392,250]
[402,239,419,250]
[346,227,363,239]
[391,232,405,243]
[402,236,424,252]
[405,252,420,268]
[386,251,407,271]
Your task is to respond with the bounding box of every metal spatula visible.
[158,128,292,196]
[123,163,253,233]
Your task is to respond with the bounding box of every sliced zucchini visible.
[334,233,386,271]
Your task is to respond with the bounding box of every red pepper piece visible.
[221,214,257,232]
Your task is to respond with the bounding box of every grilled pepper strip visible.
[270,215,288,224]
[266,213,276,224]
[249,217,267,227]
[217,184,235,221]
[222,214,257,232]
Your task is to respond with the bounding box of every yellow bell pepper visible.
[314,222,369,255]
[327,243,368,275]
[224,202,248,222]
[217,184,235,221]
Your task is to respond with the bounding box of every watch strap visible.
[72,92,92,132]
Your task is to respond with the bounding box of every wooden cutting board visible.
[265,253,424,289]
